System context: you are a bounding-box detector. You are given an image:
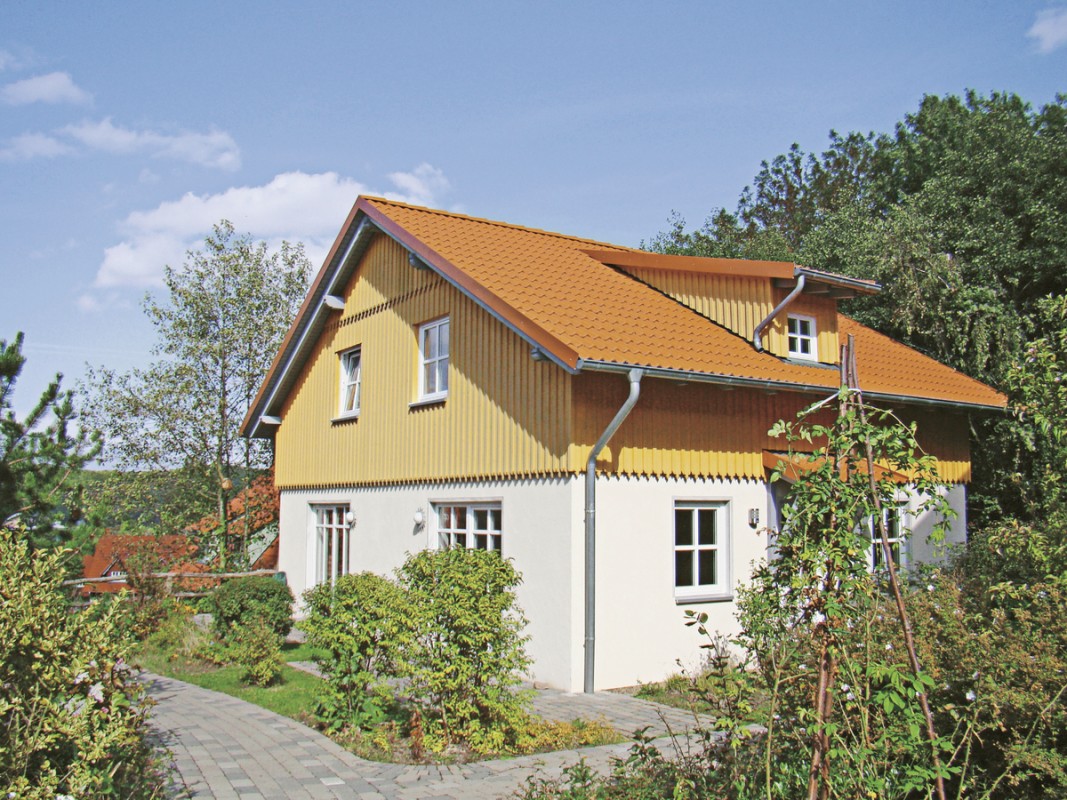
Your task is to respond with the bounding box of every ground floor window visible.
[866,505,907,571]
[674,501,729,600]
[313,504,350,585]
[435,502,502,552]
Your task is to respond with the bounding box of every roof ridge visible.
[363,196,639,253]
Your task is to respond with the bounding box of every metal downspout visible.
[584,368,644,693]
[753,273,806,352]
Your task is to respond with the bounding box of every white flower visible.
[966,690,977,702]
[927,584,935,592]
[88,683,105,704]
[885,643,894,651]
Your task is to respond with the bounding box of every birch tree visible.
[84,221,310,565]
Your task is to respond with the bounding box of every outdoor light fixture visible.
[748,508,760,528]
[323,294,345,310]
[413,508,425,527]
[344,510,356,526]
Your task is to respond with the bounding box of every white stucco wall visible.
[278,476,970,694]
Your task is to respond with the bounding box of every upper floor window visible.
[418,317,450,401]
[674,501,730,601]
[338,347,361,417]
[435,502,503,552]
[787,314,817,361]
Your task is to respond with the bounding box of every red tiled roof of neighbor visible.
[188,470,278,537]
[80,533,203,595]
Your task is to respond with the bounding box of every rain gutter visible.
[584,367,644,694]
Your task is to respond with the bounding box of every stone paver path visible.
[145,671,710,799]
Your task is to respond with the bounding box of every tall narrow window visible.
[435,502,502,552]
[338,347,361,416]
[313,504,350,586]
[674,501,729,600]
[418,317,449,401]
[787,314,817,361]
[866,505,907,571]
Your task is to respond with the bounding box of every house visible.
[80,533,203,596]
[242,197,1006,692]
[187,470,280,571]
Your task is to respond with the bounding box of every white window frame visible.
[338,347,361,418]
[787,314,818,361]
[673,501,731,602]
[312,504,351,587]
[417,317,450,403]
[432,501,503,553]
[865,504,908,572]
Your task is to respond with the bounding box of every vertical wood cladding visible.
[275,237,971,488]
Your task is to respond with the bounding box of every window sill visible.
[331,412,360,425]
[675,592,733,605]
[409,394,447,409]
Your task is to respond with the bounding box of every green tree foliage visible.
[651,90,1067,523]
[83,222,309,560]
[0,333,99,549]
[0,527,164,798]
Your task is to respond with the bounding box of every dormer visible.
[581,250,880,365]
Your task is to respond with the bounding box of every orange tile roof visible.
[360,198,1005,410]
[244,197,1005,437]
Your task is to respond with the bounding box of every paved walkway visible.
[145,670,710,799]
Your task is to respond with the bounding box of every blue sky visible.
[2,1,1065,418]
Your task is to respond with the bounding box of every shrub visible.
[398,547,533,753]
[232,619,285,687]
[213,575,293,642]
[302,572,411,730]
[0,527,165,798]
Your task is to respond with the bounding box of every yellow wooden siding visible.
[620,268,841,364]
[274,235,573,489]
[763,293,840,363]
[274,237,970,487]
[570,373,971,483]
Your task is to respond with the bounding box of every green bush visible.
[302,572,411,730]
[231,619,285,687]
[0,528,165,798]
[213,575,293,642]
[398,547,533,753]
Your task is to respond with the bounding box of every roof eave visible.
[578,359,1006,413]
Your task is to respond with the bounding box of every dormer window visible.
[787,315,817,361]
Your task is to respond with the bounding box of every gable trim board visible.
[247,196,1005,693]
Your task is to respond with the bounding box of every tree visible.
[84,221,310,565]
[0,333,99,549]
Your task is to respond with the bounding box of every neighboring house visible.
[80,533,202,596]
[187,470,280,571]
[242,197,1006,692]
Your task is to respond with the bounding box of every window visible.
[435,502,502,552]
[338,348,361,417]
[313,504,350,586]
[787,314,817,361]
[418,317,450,401]
[674,501,729,600]
[865,505,907,571]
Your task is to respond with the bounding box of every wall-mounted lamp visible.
[323,294,345,310]
[344,510,356,526]
[748,508,760,528]
[413,508,425,527]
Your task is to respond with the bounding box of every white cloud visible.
[1,71,92,105]
[64,118,240,170]
[92,168,450,289]
[1028,8,1067,53]
[0,132,75,160]
[0,50,16,71]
